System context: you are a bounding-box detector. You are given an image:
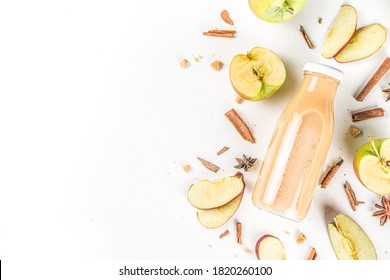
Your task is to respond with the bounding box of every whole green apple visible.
[248,0,307,23]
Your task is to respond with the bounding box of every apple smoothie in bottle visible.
[252,63,344,221]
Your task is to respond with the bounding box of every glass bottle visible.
[252,63,344,221]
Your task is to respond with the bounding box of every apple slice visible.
[354,138,390,195]
[328,214,377,260]
[197,193,243,229]
[187,173,245,209]
[230,47,286,101]
[255,235,286,260]
[321,5,357,59]
[334,24,387,63]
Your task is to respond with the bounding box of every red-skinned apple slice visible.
[187,172,245,209]
[321,5,357,59]
[335,24,387,63]
[255,235,286,260]
[197,192,244,229]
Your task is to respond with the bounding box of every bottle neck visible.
[301,71,340,100]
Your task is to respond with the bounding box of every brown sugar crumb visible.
[296,232,307,244]
[235,96,244,104]
[210,60,223,71]
[348,126,361,137]
[180,59,190,68]
[182,164,191,173]
[194,55,203,62]
[244,248,251,254]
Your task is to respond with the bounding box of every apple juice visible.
[252,63,344,221]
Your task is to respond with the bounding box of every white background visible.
[0,0,389,260]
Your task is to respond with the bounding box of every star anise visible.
[234,154,257,172]
[372,196,390,226]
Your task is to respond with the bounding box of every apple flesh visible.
[354,138,390,195]
[321,5,357,59]
[255,235,286,260]
[248,0,307,23]
[230,47,286,101]
[334,24,387,63]
[187,173,245,209]
[328,214,377,260]
[197,193,244,229]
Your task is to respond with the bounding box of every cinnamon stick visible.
[225,108,255,143]
[203,29,236,38]
[197,157,220,173]
[299,25,314,49]
[236,222,242,244]
[355,57,390,101]
[344,181,360,211]
[217,146,230,156]
[306,248,317,260]
[219,230,230,239]
[352,108,385,122]
[321,159,344,189]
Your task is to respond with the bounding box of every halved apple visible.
[187,173,245,209]
[255,235,286,260]
[321,5,358,59]
[334,24,387,63]
[328,214,377,260]
[230,47,286,101]
[197,193,244,229]
[353,138,390,195]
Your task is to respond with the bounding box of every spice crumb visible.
[219,230,230,239]
[348,126,361,137]
[220,10,234,26]
[180,59,190,68]
[235,95,244,104]
[208,244,213,248]
[296,232,307,244]
[210,60,223,71]
[182,164,191,173]
[284,230,290,235]
[318,17,323,24]
[244,248,251,254]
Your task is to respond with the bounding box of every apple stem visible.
[368,136,381,159]
[284,1,294,15]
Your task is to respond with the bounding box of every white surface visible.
[0,0,389,260]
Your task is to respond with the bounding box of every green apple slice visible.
[354,138,390,195]
[230,47,286,101]
[328,214,377,260]
[248,0,307,23]
[197,193,243,229]
[187,173,245,209]
[334,24,387,63]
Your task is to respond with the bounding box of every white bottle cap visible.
[303,62,344,84]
